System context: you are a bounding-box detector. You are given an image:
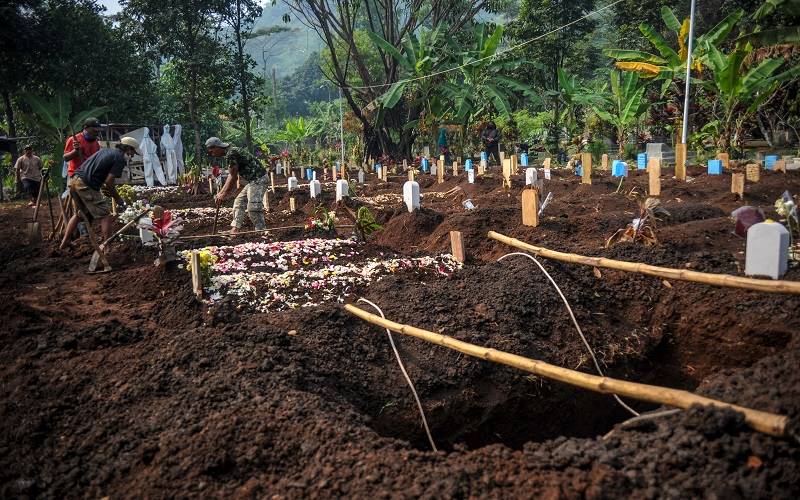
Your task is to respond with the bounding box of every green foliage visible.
[588,140,606,163]
[354,206,382,241]
[590,71,651,156]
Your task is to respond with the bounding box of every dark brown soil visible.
[1,165,799,498]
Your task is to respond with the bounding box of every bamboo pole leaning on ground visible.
[488,231,800,295]
[344,304,789,437]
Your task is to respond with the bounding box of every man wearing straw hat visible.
[59,138,140,249]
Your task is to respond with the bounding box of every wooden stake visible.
[403,159,408,170]
[601,153,609,170]
[270,172,276,193]
[543,157,551,169]
[344,304,789,438]
[332,166,338,181]
[648,157,661,196]
[262,190,270,212]
[511,154,518,173]
[191,250,203,299]
[450,230,465,263]
[522,189,539,227]
[499,151,505,165]
[746,163,760,182]
[716,152,730,169]
[675,143,687,181]
[452,161,458,176]
[488,231,800,295]
[731,172,745,198]
[408,169,415,182]
[289,197,296,213]
[340,163,346,179]
[581,153,592,185]
[774,159,786,173]
[437,160,444,184]
[502,159,512,189]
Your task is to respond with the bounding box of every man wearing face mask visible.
[63,117,103,184]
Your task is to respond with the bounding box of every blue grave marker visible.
[465,159,473,171]
[520,153,528,167]
[708,159,723,175]
[306,168,313,180]
[637,153,647,170]
[765,155,778,170]
[421,157,429,172]
[612,160,628,177]
[481,151,488,162]
[575,164,583,177]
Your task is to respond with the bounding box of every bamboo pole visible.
[344,304,788,437]
[488,231,800,295]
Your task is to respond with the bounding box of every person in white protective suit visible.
[141,127,167,187]
[160,125,178,184]
[172,124,185,175]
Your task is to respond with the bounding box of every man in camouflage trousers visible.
[205,137,268,232]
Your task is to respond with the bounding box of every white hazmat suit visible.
[160,124,178,184]
[141,127,167,187]
[172,124,184,175]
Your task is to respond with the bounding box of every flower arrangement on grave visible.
[118,200,150,224]
[305,205,338,235]
[606,196,670,247]
[141,205,184,266]
[185,248,218,286]
[774,192,799,261]
[117,184,136,205]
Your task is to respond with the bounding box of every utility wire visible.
[344,0,626,91]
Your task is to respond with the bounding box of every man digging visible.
[59,138,140,249]
[14,144,43,207]
[205,137,268,234]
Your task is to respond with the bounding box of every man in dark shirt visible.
[480,122,501,166]
[60,138,140,249]
[205,136,268,232]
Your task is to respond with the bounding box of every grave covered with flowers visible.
[181,237,461,311]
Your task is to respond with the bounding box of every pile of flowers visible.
[132,185,181,196]
[118,200,150,224]
[171,207,234,224]
[353,193,403,209]
[305,206,338,233]
[181,237,461,311]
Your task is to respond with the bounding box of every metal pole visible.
[339,87,345,166]
[680,0,697,144]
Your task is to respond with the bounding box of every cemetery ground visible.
[1,165,800,497]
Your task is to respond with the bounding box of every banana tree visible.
[437,24,539,152]
[737,0,800,48]
[702,43,800,151]
[590,71,651,156]
[21,90,110,189]
[274,116,321,165]
[548,68,598,139]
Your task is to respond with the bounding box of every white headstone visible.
[312,170,317,181]
[358,170,364,184]
[309,179,321,198]
[544,168,551,180]
[139,217,154,244]
[431,162,438,176]
[468,170,475,184]
[287,176,298,191]
[403,181,420,213]
[745,221,789,280]
[525,167,538,186]
[335,179,349,201]
[276,163,283,176]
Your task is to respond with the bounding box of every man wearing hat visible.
[14,144,43,207]
[205,137,268,233]
[63,117,102,183]
[60,138,140,249]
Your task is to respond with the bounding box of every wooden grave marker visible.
[450,231,465,263]
[289,197,296,213]
[191,250,203,299]
[648,157,661,196]
[731,172,745,199]
[502,159,512,189]
[716,152,730,169]
[262,190,271,212]
[437,159,444,184]
[774,159,786,173]
[453,161,459,176]
[581,153,592,184]
[270,172,276,193]
[675,143,687,181]
[746,163,760,182]
[601,154,609,170]
[522,189,539,227]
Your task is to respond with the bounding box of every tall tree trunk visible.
[2,90,18,201]
[235,0,252,150]
[189,70,202,160]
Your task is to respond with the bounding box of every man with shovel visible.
[205,137,267,233]
[59,138,139,249]
[14,144,43,207]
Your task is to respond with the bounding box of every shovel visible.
[88,209,149,273]
[211,203,221,234]
[26,171,49,245]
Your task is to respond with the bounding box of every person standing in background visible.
[14,144,43,207]
[481,122,501,166]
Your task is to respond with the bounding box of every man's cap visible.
[23,143,33,150]
[120,137,141,155]
[84,117,101,128]
[205,137,229,149]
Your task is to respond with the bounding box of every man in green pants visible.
[205,137,267,233]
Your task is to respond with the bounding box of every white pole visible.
[681,0,697,144]
[339,87,345,166]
